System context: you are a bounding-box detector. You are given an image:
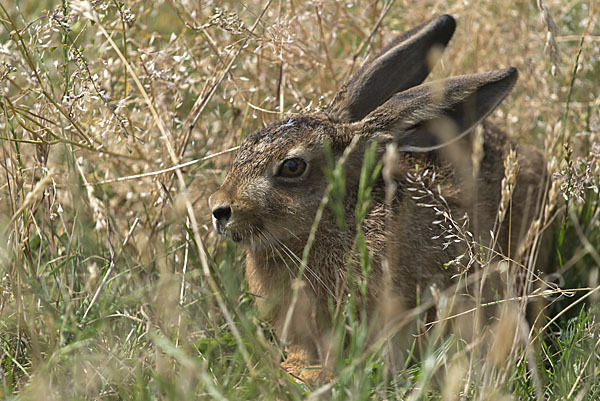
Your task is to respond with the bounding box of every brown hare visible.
[209,15,546,383]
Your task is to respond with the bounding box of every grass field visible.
[1,0,599,399]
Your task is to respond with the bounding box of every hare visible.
[209,15,546,382]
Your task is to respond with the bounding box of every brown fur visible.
[208,15,546,385]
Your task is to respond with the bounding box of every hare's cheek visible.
[239,177,274,208]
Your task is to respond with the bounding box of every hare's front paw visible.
[281,360,333,387]
[281,346,333,387]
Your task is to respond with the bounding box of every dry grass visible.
[0,0,599,399]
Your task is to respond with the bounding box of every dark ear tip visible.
[435,14,457,39]
[438,14,456,28]
[502,66,519,86]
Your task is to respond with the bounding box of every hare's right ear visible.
[358,67,518,152]
[329,14,456,123]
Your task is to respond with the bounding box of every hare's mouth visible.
[220,225,257,244]
[216,221,302,251]
[212,214,244,242]
[217,226,243,243]
[231,226,299,252]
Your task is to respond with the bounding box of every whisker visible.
[268,232,319,295]
[251,211,305,242]
[265,221,303,242]
[257,229,296,283]
[258,227,308,284]
[263,229,335,299]
[249,226,255,251]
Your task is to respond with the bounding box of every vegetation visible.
[0,0,598,399]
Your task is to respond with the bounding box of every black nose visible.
[212,206,232,234]
[212,206,231,222]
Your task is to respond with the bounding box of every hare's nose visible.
[212,205,232,234]
[212,206,231,222]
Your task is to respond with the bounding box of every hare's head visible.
[209,14,517,248]
[208,114,345,245]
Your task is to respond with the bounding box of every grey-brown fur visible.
[209,14,546,382]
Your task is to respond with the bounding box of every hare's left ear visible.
[329,14,456,123]
[359,67,518,151]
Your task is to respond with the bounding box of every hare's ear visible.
[329,14,456,123]
[360,67,518,151]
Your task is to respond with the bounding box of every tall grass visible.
[0,0,599,399]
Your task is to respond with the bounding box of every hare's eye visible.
[278,158,307,178]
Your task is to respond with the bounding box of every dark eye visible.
[277,158,307,178]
